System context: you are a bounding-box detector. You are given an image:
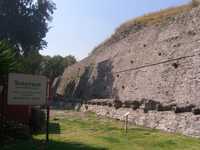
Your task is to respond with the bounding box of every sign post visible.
[7,73,48,142]
[0,76,7,137]
[46,80,52,144]
[0,85,4,134]
[0,86,3,94]
[46,105,50,143]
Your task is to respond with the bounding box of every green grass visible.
[2,110,200,150]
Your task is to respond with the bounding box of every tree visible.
[0,0,56,56]
[63,55,77,68]
[0,40,19,74]
[19,51,43,74]
[40,55,77,80]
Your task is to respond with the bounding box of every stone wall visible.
[81,103,200,138]
[57,6,200,107]
[57,6,200,136]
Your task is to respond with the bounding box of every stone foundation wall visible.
[81,104,200,138]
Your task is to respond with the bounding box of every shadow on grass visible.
[46,140,108,150]
[49,122,60,134]
[1,139,108,150]
[33,122,61,135]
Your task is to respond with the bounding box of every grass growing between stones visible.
[2,110,200,150]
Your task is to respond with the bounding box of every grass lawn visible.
[1,110,200,150]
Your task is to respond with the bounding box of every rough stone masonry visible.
[57,5,200,137]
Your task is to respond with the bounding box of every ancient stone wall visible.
[57,6,200,136]
[58,6,200,105]
[81,103,200,137]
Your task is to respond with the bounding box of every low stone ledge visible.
[81,104,200,138]
[86,99,114,106]
[85,98,200,115]
[107,102,113,107]
[140,99,161,113]
[156,103,176,111]
[192,107,200,115]
[122,100,141,109]
[173,104,195,113]
[114,100,123,109]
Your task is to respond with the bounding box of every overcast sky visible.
[40,0,191,60]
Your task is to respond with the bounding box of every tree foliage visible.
[0,0,56,55]
[0,0,76,77]
[0,40,19,74]
[19,51,43,74]
[41,55,76,80]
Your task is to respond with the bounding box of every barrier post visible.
[124,112,130,133]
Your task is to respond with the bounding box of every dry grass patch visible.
[92,2,199,54]
[117,3,195,34]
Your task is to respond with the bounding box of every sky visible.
[40,0,191,60]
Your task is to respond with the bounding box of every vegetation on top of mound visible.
[92,1,199,55]
[116,2,198,34]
